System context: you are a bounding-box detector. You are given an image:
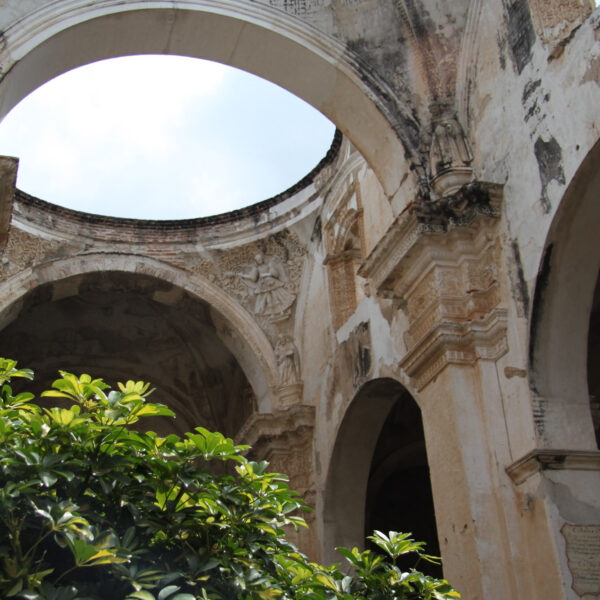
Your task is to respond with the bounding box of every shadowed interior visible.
[0,271,256,438]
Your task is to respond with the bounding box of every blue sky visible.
[0,55,335,219]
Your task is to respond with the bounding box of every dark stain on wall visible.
[507,0,536,74]
[510,239,530,317]
[346,36,422,157]
[534,136,565,213]
[311,215,322,245]
[528,242,553,393]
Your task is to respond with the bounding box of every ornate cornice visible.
[400,308,508,390]
[506,449,600,485]
[235,404,315,449]
[358,181,502,297]
[359,180,506,389]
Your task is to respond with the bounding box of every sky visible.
[0,55,336,220]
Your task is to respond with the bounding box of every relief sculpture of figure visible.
[429,117,473,176]
[275,334,300,386]
[229,252,296,320]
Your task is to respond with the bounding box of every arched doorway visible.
[0,0,410,199]
[323,378,439,573]
[0,253,279,413]
[365,392,440,577]
[529,138,600,449]
[0,270,257,437]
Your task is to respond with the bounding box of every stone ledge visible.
[506,449,600,485]
[399,307,509,390]
[235,404,315,448]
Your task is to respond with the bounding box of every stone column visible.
[359,181,572,599]
[236,404,317,558]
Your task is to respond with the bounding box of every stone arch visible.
[321,378,438,568]
[0,0,412,199]
[0,253,278,413]
[529,137,600,449]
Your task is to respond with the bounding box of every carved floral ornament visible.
[359,181,506,390]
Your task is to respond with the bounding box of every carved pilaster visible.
[0,157,18,250]
[236,405,316,556]
[359,181,506,389]
[323,250,361,330]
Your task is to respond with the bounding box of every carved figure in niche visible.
[228,252,296,320]
[429,117,473,176]
[275,334,300,385]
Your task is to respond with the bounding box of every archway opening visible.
[365,393,441,577]
[530,137,600,448]
[323,379,439,574]
[0,271,256,438]
[0,3,408,200]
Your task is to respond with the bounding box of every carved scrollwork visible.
[414,181,500,232]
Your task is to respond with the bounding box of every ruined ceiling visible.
[0,271,256,438]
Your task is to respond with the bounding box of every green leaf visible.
[126,592,155,600]
[158,585,180,600]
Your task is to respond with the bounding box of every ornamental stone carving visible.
[359,181,506,390]
[220,231,305,334]
[226,252,296,321]
[1,227,67,278]
[428,114,474,197]
[274,333,303,406]
[236,404,316,555]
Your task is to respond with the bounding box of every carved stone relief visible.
[561,524,600,597]
[274,333,303,406]
[359,182,506,389]
[0,228,68,278]
[236,405,316,554]
[219,230,304,329]
[226,252,296,321]
[429,117,473,178]
[267,0,328,16]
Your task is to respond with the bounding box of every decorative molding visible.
[236,404,315,505]
[506,449,600,485]
[236,404,315,449]
[358,182,502,294]
[236,404,316,555]
[359,180,505,389]
[400,308,508,390]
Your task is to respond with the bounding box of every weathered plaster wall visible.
[0,1,600,599]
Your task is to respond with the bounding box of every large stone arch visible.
[0,0,412,199]
[0,253,279,413]
[529,137,600,449]
[321,377,437,569]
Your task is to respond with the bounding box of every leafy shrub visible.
[0,358,459,600]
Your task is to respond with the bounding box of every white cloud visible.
[0,55,335,219]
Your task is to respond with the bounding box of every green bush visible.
[0,358,459,600]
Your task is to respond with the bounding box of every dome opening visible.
[0,55,336,220]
